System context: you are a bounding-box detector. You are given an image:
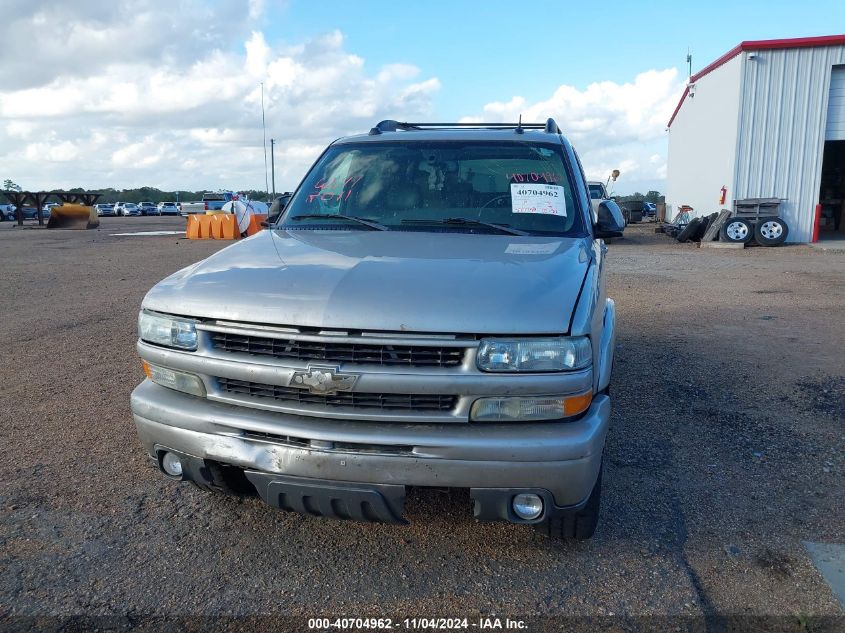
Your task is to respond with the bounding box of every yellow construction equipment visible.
[46,204,99,229]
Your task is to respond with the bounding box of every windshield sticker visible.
[306,175,363,204]
[505,243,559,255]
[507,172,560,184]
[510,183,566,216]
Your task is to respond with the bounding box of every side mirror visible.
[595,200,625,238]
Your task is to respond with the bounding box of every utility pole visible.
[270,138,276,199]
[261,82,269,198]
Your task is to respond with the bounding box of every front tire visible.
[534,466,602,541]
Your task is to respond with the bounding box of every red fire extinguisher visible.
[719,186,727,206]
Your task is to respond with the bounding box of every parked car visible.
[202,191,234,211]
[642,202,657,217]
[587,182,627,228]
[115,202,140,216]
[131,118,623,541]
[0,204,16,221]
[18,206,39,220]
[42,202,60,214]
[95,204,116,217]
[179,201,206,216]
[157,202,180,216]
[138,201,159,216]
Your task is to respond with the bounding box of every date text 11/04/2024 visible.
[307,617,528,630]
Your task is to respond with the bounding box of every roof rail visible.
[368,119,562,135]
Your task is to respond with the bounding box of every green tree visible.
[3,179,21,191]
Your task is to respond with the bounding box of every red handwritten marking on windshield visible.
[507,172,560,183]
[306,175,363,204]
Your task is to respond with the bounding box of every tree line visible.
[2,182,272,204]
[614,190,665,204]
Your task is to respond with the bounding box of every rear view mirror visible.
[595,200,625,239]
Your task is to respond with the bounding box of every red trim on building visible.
[667,34,845,128]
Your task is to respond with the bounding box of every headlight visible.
[476,337,591,372]
[142,361,206,397]
[138,310,198,350]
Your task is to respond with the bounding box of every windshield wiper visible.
[401,217,528,236]
[289,214,389,231]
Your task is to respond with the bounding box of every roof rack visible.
[368,118,561,135]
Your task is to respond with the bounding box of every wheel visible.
[676,217,701,242]
[720,217,753,243]
[754,216,788,246]
[534,466,602,541]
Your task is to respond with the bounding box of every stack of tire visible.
[676,212,715,243]
[720,216,788,247]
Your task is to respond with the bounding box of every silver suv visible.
[130,119,624,539]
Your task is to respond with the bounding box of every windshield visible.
[281,141,586,236]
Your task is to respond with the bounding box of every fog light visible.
[161,451,183,477]
[512,493,544,520]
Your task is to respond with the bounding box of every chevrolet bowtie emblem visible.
[290,366,358,395]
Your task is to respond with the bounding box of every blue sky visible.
[266,0,845,120]
[2,0,844,194]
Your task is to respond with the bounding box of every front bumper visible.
[131,380,609,523]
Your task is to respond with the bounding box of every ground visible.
[0,218,843,630]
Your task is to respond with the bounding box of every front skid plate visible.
[245,471,408,524]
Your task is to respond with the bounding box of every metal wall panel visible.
[735,46,845,242]
[826,66,845,140]
[666,56,743,220]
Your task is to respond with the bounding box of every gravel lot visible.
[1,218,843,630]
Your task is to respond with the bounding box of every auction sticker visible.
[510,183,566,216]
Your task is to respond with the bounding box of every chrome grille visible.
[217,377,456,411]
[209,332,465,367]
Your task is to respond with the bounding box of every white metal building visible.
[667,35,845,242]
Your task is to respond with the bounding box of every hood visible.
[143,229,591,334]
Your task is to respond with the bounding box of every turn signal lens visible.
[470,392,592,422]
[562,391,593,417]
[141,361,206,397]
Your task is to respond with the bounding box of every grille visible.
[217,377,456,411]
[209,331,466,367]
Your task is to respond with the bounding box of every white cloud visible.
[24,141,80,162]
[462,69,685,191]
[0,0,679,195]
[0,8,440,192]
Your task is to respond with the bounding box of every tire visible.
[754,216,788,246]
[720,217,754,243]
[534,466,602,541]
[695,216,711,241]
[676,217,701,242]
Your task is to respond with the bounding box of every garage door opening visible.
[819,141,845,238]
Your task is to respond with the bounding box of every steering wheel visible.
[479,194,511,210]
